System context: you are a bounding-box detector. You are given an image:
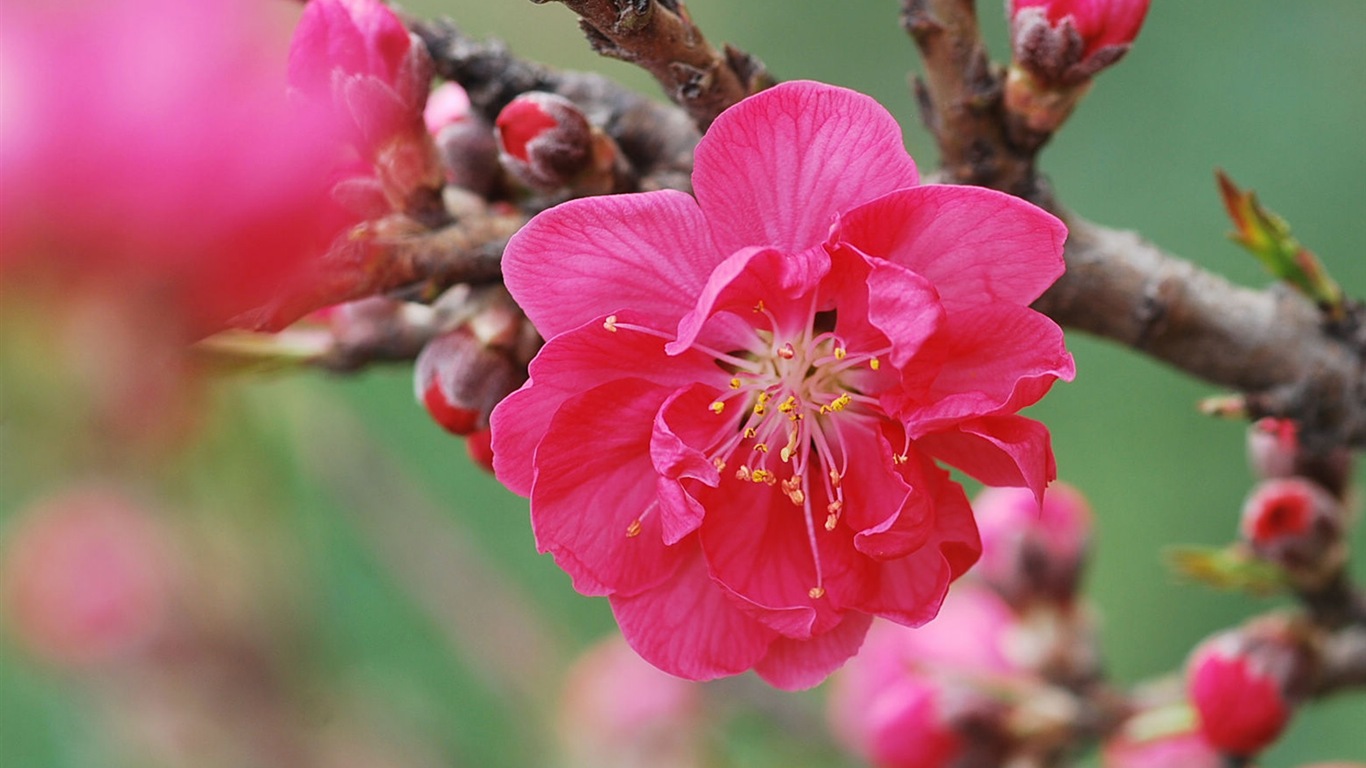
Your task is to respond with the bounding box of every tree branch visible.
[529,0,771,131]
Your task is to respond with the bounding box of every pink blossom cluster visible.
[492,82,1074,687]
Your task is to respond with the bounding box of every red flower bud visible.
[1239,477,1343,579]
[495,92,596,192]
[1009,0,1150,84]
[414,327,524,436]
[1187,624,1305,756]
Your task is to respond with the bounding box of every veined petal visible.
[754,612,873,691]
[610,548,778,682]
[694,81,919,255]
[835,186,1066,311]
[668,245,829,355]
[834,421,933,561]
[916,416,1058,504]
[490,313,721,495]
[503,190,721,340]
[651,384,730,545]
[529,378,688,597]
[862,257,945,368]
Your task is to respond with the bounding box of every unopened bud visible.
[424,82,472,136]
[1239,477,1343,586]
[1008,0,1150,85]
[1245,417,1351,496]
[1187,619,1309,757]
[414,327,524,436]
[0,488,175,667]
[972,482,1093,608]
[495,92,619,194]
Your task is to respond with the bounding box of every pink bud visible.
[1102,728,1221,768]
[1247,417,1299,479]
[972,482,1093,607]
[1187,625,1303,756]
[1009,0,1150,83]
[557,635,703,768]
[289,0,414,98]
[1239,478,1341,569]
[495,92,595,192]
[424,82,472,136]
[0,489,174,667]
[414,327,523,436]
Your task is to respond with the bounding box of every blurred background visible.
[2,1,1363,766]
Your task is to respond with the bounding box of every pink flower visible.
[288,0,441,218]
[491,81,1073,688]
[1010,0,1151,84]
[0,0,343,335]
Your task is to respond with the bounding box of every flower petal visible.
[610,548,777,681]
[694,81,919,255]
[652,384,730,545]
[835,185,1066,311]
[916,416,1057,504]
[503,190,721,340]
[831,420,934,561]
[529,378,687,597]
[490,313,720,495]
[754,611,873,691]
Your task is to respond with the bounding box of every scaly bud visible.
[414,326,524,436]
[495,92,622,195]
[1005,0,1150,133]
[1187,619,1309,757]
[972,482,1093,608]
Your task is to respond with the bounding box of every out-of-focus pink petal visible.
[693,81,919,255]
[530,379,687,597]
[917,416,1057,504]
[503,191,721,340]
[490,314,721,495]
[668,245,829,355]
[835,186,1066,311]
[754,612,873,691]
[610,549,777,681]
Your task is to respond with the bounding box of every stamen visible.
[729,377,742,389]
[869,356,880,370]
[709,401,726,414]
[625,518,642,537]
[603,315,618,332]
[777,342,796,360]
[808,586,826,599]
[834,347,847,360]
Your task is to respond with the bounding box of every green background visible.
[3,1,1364,766]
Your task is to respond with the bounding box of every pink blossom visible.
[0,488,175,666]
[1010,0,1150,83]
[288,0,441,218]
[491,81,1073,688]
[0,0,343,335]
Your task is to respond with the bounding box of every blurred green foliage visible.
[3,1,1364,766]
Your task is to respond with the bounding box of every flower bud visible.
[0,488,174,667]
[1239,478,1343,581]
[557,635,703,768]
[1008,0,1150,84]
[424,82,472,136]
[1245,417,1352,496]
[1186,621,1308,757]
[414,327,524,436]
[972,482,1093,608]
[495,92,620,195]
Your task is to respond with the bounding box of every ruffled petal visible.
[610,547,777,681]
[529,378,687,597]
[490,313,721,495]
[893,303,1074,433]
[862,257,945,368]
[503,190,721,340]
[651,384,730,545]
[916,416,1057,504]
[832,420,933,561]
[694,81,919,255]
[835,185,1066,311]
[668,245,829,355]
[754,611,873,691]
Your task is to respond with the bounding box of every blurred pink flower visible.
[288,0,441,219]
[972,481,1092,605]
[0,0,344,336]
[1188,628,1297,756]
[492,80,1072,688]
[1102,728,1221,768]
[558,635,703,768]
[1,488,175,667]
[424,82,473,136]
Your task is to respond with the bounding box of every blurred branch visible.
[527,0,771,131]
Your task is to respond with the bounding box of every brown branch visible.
[529,0,770,131]
[1035,217,1366,451]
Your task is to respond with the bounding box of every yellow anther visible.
[743,427,758,439]
[826,393,852,413]
[829,469,842,488]
[808,586,826,599]
[778,395,797,414]
[893,453,909,465]
[625,519,642,537]
[603,315,618,332]
[869,356,881,371]
[778,342,796,360]
[750,469,776,485]
[757,392,771,403]
[713,457,726,471]
[729,377,742,389]
[736,466,751,481]
[755,442,769,453]
[787,489,805,505]
[753,403,767,416]
[827,500,843,514]
[824,513,838,531]
[709,401,726,414]
[753,300,766,313]
[834,347,847,360]
[780,446,792,462]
